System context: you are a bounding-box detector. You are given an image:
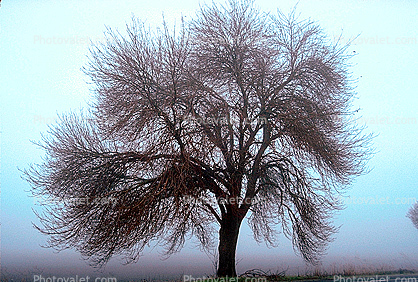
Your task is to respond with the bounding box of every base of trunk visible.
[217,216,242,277]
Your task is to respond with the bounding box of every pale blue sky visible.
[1,0,418,280]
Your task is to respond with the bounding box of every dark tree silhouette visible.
[407,202,418,229]
[25,0,372,277]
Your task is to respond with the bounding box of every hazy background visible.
[1,0,417,280]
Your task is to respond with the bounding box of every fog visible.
[1,0,417,280]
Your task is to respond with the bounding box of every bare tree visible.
[407,203,418,229]
[25,0,372,277]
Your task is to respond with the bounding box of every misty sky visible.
[1,0,418,280]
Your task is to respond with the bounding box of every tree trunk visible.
[217,214,242,277]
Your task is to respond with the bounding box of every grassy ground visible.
[1,267,417,282]
[233,268,416,282]
[180,268,418,282]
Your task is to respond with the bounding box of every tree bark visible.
[217,214,242,277]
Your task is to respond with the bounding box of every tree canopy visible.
[25,0,372,276]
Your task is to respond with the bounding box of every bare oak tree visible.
[407,203,418,229]
[25,0,372,277]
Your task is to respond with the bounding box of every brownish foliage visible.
[408,202,418,229]
[25,0,372,276]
